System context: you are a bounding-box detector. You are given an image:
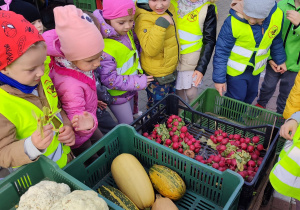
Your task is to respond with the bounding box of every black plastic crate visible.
[131,94,280,210]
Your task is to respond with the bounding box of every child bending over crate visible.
[0,10,75,169]
[270,71,300,209]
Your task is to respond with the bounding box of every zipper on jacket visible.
[297,52,300,65]
[167,10,180,63]
[284,22,293,47]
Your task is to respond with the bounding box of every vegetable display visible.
[111,153,155,209]
[151,194,179,210]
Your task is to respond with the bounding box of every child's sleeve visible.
[212,16,236,83]
[134,15,169,57]
[195,4,217,75]
[270,15,287,65]
[99,52,148,91]
[283,71,300,119]
[0,115,38,168]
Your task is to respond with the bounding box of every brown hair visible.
[83,11,101,31]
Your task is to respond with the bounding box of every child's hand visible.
[192,71,203,87]
[146,76,154,85]
[268,60,278,72]
[32,124,54,150]
[71,111,94,131]
[162,15,174,25]
[286,10,300,26]
[277,62,287,74]
[58,125,75,146]
[214,83,226,96]
[98,100,107,110]
[280,119,298,140]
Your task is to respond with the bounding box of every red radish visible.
[172,126,177,132]
[212,139,218,144]
[216,145,221,151]
[180,126,188,133]
[219,167,226,172]
[207,158,213,164]
[254,150,260,156]
[178,148,183,153]
[187,141,193,146]
[191,138,196,143]
[210,155,215,159]
[217,136,223,142]
[214,130,220,136]
[151,133,157,139]
[230,141,235,145]
[254,167,259,172]
[220,145,226,151]
[219,129,223,133]
[247,160,256,167]
[172,142,179,150]
[231,159,237,166]
[210,135,215,140]
[156,138,162,144]
[221,138,229,145]
[222,132,228,138]
[257,160,262,166]
[184,137,189,143]
[243,165,248,170]
[171,115,177,119]
[241,143,247,150]
[167,123,172,128]
[247,145,255,153]
[226,159,232,165]
[229,151,235,156]
[173,121,179,126]
[194,143,201,149]
[238,171,246,178]
[213,156,221,163]
[194,148,200,153]
[172,135,179,142]
[229,166,236,171]
[200,160,206,164]
[258,157,263,161]
[167,119,172,124]
[257,144,264,151]
[235,141,241,147]
[251,153,258,160]
[252,136,260,144]
[180,133,185,139]
[212,163,219,169]
[187,134,194,140]
[237,149,242,152]
[240,138,245,143]
[154,124,160,128]
[190,145,195,151]
[233,134,241,140]
[221,157,225,162]
[245,137,251,144]
[229,134,234,139]
[169,131,174,136]
[246,176,254,182]
[195,155,203,162]
[178,118,182,122]
[219,161,225,167]
[165,139,172,145]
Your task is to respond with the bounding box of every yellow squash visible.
[111,153,155,209]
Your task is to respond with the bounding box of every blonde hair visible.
[208,0,217,3]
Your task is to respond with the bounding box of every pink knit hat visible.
[103,0,135,20]
[54,5,104,61]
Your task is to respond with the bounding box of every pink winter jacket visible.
[43,29,98,149]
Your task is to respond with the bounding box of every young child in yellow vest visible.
[135,0,180,108]
[272,71,300,209]
[0,10,75,169]
[213,0,286,105]
[42,5,105,163]
[93,0,153,124]
[172,0,217,104]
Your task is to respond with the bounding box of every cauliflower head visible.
[50,190,109,210]
[18,180,71,210]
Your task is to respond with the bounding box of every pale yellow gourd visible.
[111,153,155,209]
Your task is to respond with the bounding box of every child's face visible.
[1,43,46,86]
[149,0,170,15]
[31,19,44,34]
[244,14,265,25]
[72,51,103,72]
[110,15,134,36]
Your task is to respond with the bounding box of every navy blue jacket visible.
[213,3,286,83]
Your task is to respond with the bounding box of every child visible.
[255,0,300,114]
[135,0,180,108]
[93,0,153,124]
[43,5,105,159]
[172,0,217,104]
[270,71,300,209]
[213,0,286,104]
[0,10,75,169]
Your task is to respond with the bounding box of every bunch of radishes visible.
[142,115,202,157]
[195,129,265,182]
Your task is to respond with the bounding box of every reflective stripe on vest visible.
[103,30,143,96]
[270,125,300,200]
[227,8,283,76]
[172,0,217,54]
[0,74,70,168]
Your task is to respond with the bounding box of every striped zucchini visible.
[97,185,139,210]
[149,165,186,200]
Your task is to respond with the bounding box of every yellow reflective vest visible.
[227,8,283,76]
[103,30,143,96]
[171,0,217,54]
[270,125,300,200]
[0,74,70,168]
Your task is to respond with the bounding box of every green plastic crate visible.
[64,124,244,210]
[73,0,96,11]
[182,88,286,154]
[0,156,119,210]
